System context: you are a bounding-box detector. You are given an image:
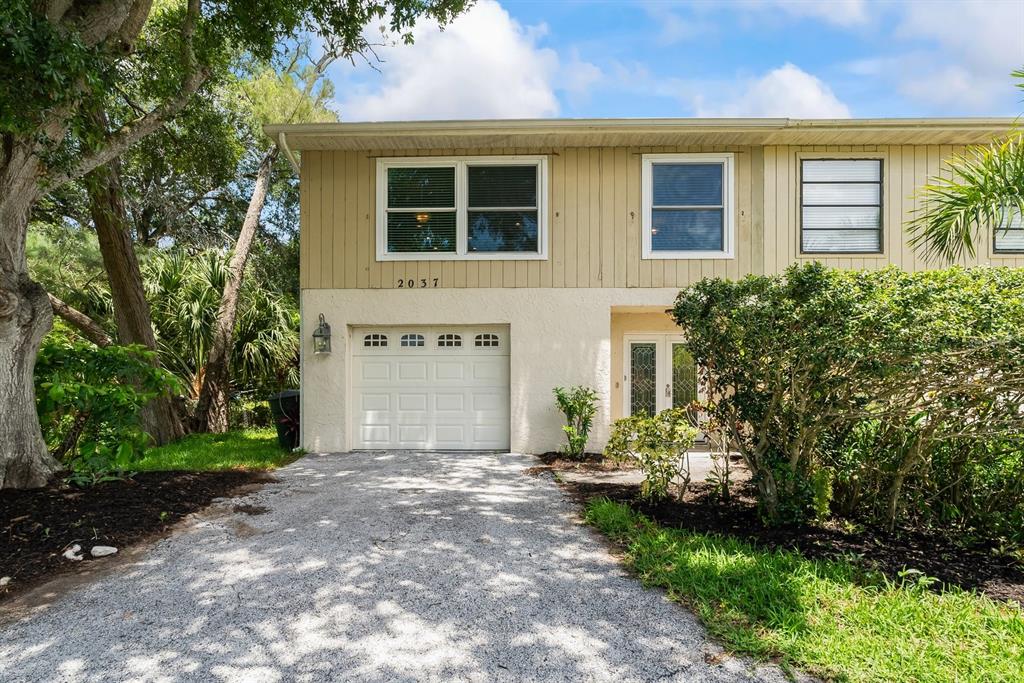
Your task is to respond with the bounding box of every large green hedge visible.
[673,264,1024,538]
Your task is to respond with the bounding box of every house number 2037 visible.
[397,278,439,288]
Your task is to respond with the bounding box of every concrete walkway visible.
[0,452,787,682]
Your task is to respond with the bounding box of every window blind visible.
[386,166,457,253]
[467,165,539,253]
[650,163,724,252]
[994,208,1024,253]
[801,159,882,253]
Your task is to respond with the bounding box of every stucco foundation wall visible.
[301,288,683,454]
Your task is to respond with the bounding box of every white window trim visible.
[376,155,549,261]
[641,153,735,260]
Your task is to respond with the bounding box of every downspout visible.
[278,132,300,176]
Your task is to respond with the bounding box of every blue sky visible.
[328,0,1024,121]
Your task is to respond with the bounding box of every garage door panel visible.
[398,425,429,443]
[361,362,390,381]
[397,393,428,411]
[471,392,504,413]
[434,393,465,412]
[435,424,466,445]
[434,361,465,380]
[352,326,509,450]
[397,362,428,381]
[361,393,390,411]
[472,361,504,381]
[360,425,391,445]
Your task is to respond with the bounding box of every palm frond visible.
[907,132,1024,263]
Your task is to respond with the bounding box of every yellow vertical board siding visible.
[576,148,591,287]
[302,143,1001,290]
[562,148,578,289]
[307,151,322,288]
[626,149,641,288]
[299,151,309,288]
[750,146,765,275]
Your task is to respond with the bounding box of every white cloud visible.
[758,0,869,27]
[891,0,1024,109]
[695,64,852,118]
[336,0,600,121]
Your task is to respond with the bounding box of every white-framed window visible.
[642,153,735,260]
[363,333,388,348]
[994,208,1024,253]
[376,156,548,261]
[800,159,883,254]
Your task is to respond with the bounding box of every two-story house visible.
[264,117,1019,455]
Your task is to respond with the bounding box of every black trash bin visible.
[267,390,300,450]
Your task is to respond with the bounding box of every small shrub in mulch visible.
[562,479,1024,603]
[0,471,270,601]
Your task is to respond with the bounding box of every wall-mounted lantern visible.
[312,313,331,354]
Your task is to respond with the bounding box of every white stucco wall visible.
[300,288,683,454]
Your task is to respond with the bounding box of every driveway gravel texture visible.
[0,452,791,682]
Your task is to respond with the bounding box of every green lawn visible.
[134,428,299,472]
[584,498,1024,683]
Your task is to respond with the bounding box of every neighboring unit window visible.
[400,333,425,347]
[363,334,388,348]
[801,159,883,253]
[475,333,499,347]
[377,157,548,261]
[437,333,462,348]
[994,208,1024,253]
[642,154,734,259]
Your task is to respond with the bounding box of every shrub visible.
[673,263,1024,535]
[229,397,274,429]
[553,385,598,459]
[35,335,181,484]
[605,408,698,499]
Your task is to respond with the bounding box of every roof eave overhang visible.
[265,117,1018,152]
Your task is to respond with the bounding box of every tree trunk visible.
[193,148,278,433]
[47,293,113,347]
[86,157,185,445]
[0,139,61,488]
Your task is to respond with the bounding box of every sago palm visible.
[907,70,1024,262]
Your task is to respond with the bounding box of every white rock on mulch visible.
[62,544,84,561]
[90,546,118,558]
[0,576,10,587]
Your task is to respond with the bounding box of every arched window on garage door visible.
[400,333,425,347]
[475,333,500,347]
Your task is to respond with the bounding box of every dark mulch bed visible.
[1,471,270,601]
[562,479,1024,604]
[533,451,633,472]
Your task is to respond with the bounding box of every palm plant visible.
[907,69,1024,262]
[144,250,297,401]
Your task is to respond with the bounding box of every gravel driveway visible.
[0,452,788,682]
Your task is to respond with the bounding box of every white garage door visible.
[351,326,510,450]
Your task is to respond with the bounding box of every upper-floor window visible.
[801,159,883,254]
[642,153,734,260]
[994,208,1024,253]
[377,157,548,261]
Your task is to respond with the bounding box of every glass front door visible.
[625,335,700,417]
